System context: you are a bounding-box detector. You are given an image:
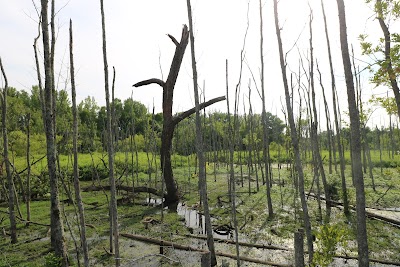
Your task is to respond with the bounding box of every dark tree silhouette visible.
[134,25,225,208]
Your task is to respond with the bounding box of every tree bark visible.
[69,20,89,267]
[0,57,17,244]
[336,0,369,266]
[40,1,69,265]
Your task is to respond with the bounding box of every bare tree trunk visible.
[0,57,17,244]
[69,20,89,267]
[99,0,120,265]
[259,0,273,218]
[316,62,333,175]
[26,113,31,225]
[308,10,331,222]
[273,0,313,262]
[336,0,369,266]
[186,1,216,265]
[226,60,241,267]
[320,0,349,215]
[40,1,69,265]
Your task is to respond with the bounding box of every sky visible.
[0,0,396,128]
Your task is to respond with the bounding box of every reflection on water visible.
[177,203,233,240]
[145,198,234,239]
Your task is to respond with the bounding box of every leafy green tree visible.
[120,98,147,135]
[360,0,400,117]
[78,96,100,152]
[55,90,72,154]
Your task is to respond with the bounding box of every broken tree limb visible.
[17,154,46,175]
[133,78,165,88]
[172,96,226,126]
[0,210,50,227]
[167,34,179,46]
[120,233,293,267]
[375,185,393,205]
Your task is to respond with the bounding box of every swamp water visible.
[146,198,233,239]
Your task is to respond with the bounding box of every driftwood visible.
[82,185,164,198]
[120,233,292,267]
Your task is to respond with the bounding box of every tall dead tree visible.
[186,1,217,265]
[40,1,69,265]
[0,57,17,244]
[133,25,225,208]
[259,0,273,218]
[26,113,31,225]
[273,0,314,262]
[99,0,120,264]
[70,19,89,267]
[320,0,349,215]
[308,10,331,221]
[336,0,369,266]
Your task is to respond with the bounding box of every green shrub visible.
[44,252,62,267]
[311,223,348,267]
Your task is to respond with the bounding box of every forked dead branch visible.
[133,25,226,209]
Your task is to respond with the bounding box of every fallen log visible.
[82,185,164,198]
[185,234,291,251]
[307,193,400,228]
[333,254,400,266]
[120,233,292,267]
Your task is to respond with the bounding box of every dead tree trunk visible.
[259,0,274,218]
[99,0,120,264]
[186,1,217,264]
[26,113,31,225]
[336,0,369,266]
[133,25,225,208]
[0,57,17,244]
[69,20,89,267]
[308,10,331,222]
[40,1,69,265]
[320,0,349,215]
